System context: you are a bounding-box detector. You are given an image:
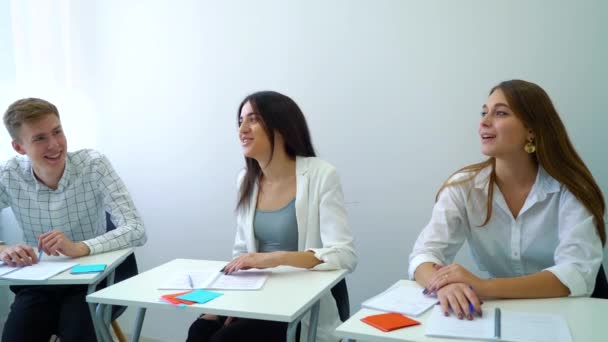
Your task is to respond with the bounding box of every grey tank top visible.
[254,198,298,253]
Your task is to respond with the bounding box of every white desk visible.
[336,280,607,342]
[86,259,347,342]
[0,248,134,341]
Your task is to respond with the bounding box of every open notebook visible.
[361,282,437,316]
[425,305,573,342]
[159,268,269,291]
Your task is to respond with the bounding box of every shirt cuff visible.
[544,264,589,297]
[409,254,444,280]
[307,247,341,271]
[82,240,100,255]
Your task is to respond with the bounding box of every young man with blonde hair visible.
[0,97,147,341]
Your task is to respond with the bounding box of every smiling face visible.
[238,101,273,162]
[12,114,67,184]
[479,89,533,159]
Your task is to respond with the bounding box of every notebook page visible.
[208,270,269,290]
[1,261,77,280]
[0,263,17,276]
[425,305,495,340]
[362,283,438,316]
[501,310,572,342]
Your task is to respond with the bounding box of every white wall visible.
[1,1,607,341]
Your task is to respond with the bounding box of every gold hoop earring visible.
[524,140,536,154]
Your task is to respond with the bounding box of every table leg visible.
[103,270,116,325]
[95,303,114,342]
[130,307,147,342]
[88,283,103,341]
[87,269,117,341]
[286,299,322,342]
[88,301,103,342]
[306,301,320,342]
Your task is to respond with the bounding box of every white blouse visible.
[409,165,603,297]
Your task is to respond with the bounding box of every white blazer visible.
[233,156,357,342]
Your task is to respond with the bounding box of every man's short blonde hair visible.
[3,98,60,141]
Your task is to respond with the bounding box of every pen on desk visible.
[37,228,48,262]
[187,274,194,289]
[494,308,501,339]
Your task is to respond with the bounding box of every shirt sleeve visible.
[543,189,603,297]
[0,168,11,243]
[307,167,358,272]
[408,183,468,280]
[0,168,10,210]
[82,155,147,254]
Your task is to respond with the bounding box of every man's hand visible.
[38,230,90,258]
[0,244,38,267]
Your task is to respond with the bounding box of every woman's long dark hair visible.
[236,91,316,210]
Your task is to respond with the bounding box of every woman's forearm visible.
[413,262,440,288]
[273,251,322,269]
[477,271,570,298]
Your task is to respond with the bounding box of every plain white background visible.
[1,1,607,340]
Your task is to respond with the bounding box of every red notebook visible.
[160,291,197,305]
[361,312,420,332]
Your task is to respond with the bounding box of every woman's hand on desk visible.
[427,263,482,294]
[436,283,483,320]
[222,253,280,274]
[0,243,38,267]
[38,230,90,258]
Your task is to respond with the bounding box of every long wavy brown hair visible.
[437,80,606,246]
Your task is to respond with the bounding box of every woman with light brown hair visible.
[409,80,605,320]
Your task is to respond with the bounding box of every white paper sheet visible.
[361,283,438,316]
[426,305,495,340]
[425,305,573,342]
[1,261,77,280]
[501,310,572,342]
[0,264,17,276]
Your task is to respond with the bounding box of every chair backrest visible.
[591,264,608,299]
[105,212,139,318]
[330,278,350,321]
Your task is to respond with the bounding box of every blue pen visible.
[187,274,194,289]
[37,228,47,262]
[494,308,501,338]
[469,286,482,317]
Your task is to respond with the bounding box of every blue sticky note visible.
[71,264,107,274]
[176,289,223,304]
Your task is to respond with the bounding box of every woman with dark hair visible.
[187,91,357,342]
[409,80,605,320]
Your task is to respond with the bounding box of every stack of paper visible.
[362,283,437,316]
[1,261,77,280]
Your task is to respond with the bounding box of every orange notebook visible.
[160,291,197,305]
[361,312,420,332]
